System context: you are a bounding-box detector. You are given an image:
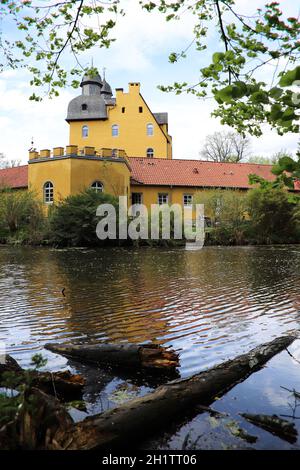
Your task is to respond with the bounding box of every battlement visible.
[29,146,128,160]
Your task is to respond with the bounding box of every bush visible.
[48,189,119,247]
[247,186,300,244]
[0,188,46,244]
[195,189,249,245]
[194,187,300,245]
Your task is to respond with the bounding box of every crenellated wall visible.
[28,146,131,206]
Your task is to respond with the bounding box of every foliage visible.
[195,186,300,245]
[195,189,248,244]
[0,1,300,136]
[0,188,46,243]
[271,153,300,188]
[0,0,122,99]
[48,188,119,246]
[247,185,299,244]
[144,1,300,136]
[247,150,293,165]
[0,354,48,429]
[200,131,251,162]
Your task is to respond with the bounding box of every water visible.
[0,245,300,448]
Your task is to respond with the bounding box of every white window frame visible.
[82,125,89,138]
[43,181,54,204]
[112,124,119,137]
[91,181,104,193]
[147,123,154,136]
[158,193,168,205]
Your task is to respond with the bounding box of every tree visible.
[200,131,250,162]
[247,149,293,165]
[1,1,300,135]
[247,185,299,244]
[0,153,21,169]
[271,147,300,188]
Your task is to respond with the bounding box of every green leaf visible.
[270,103,283,120]
[250,90,269,104]
[269,87,283,99]
[279,67,300,87]
[212,52,224,64]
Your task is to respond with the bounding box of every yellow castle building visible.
[0,69,279,208]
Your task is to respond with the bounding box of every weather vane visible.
[29,137,35,151]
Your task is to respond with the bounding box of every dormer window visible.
[82,125,89,138]
[82,104,88,111]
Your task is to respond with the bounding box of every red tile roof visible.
[0,159,298,191]
[0,165,28,189]
[129,158,278,189]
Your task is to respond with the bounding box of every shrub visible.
[247,186,299,244]
[0,188,45,244]
[195,189,249,245]
[48,189,119,246]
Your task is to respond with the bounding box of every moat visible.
[1,245,300,449]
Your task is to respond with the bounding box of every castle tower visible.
[66,69,172,159]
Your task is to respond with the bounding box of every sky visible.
[0,0,299,164]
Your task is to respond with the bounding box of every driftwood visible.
[50,334,297,450]
[241,413,298,444]
[45,342,179,371]
[0,354,85,401]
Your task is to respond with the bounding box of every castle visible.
[0,69,284,208]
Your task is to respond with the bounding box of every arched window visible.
[112,124,119,137]
[146,148,154,158]
[91,181,103,193]
[43,181,53,204]
[82,125,89,138]
[146,123,154,136]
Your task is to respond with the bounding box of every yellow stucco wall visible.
[28,158,72,203]
[69,157,130,199]
[69,84,172,159]
[130,185,198,208]
[28,156,131,205]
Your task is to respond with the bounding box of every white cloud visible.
[0,0,298,163]
[0,74,71,163]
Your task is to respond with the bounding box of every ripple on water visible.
[0,245,299,376]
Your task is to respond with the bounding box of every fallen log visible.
[240,413,298,444]
[0,354,85,401]
[45,342,179,371]
[51,333,297,450]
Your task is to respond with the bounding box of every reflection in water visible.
[0,245,299,376]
